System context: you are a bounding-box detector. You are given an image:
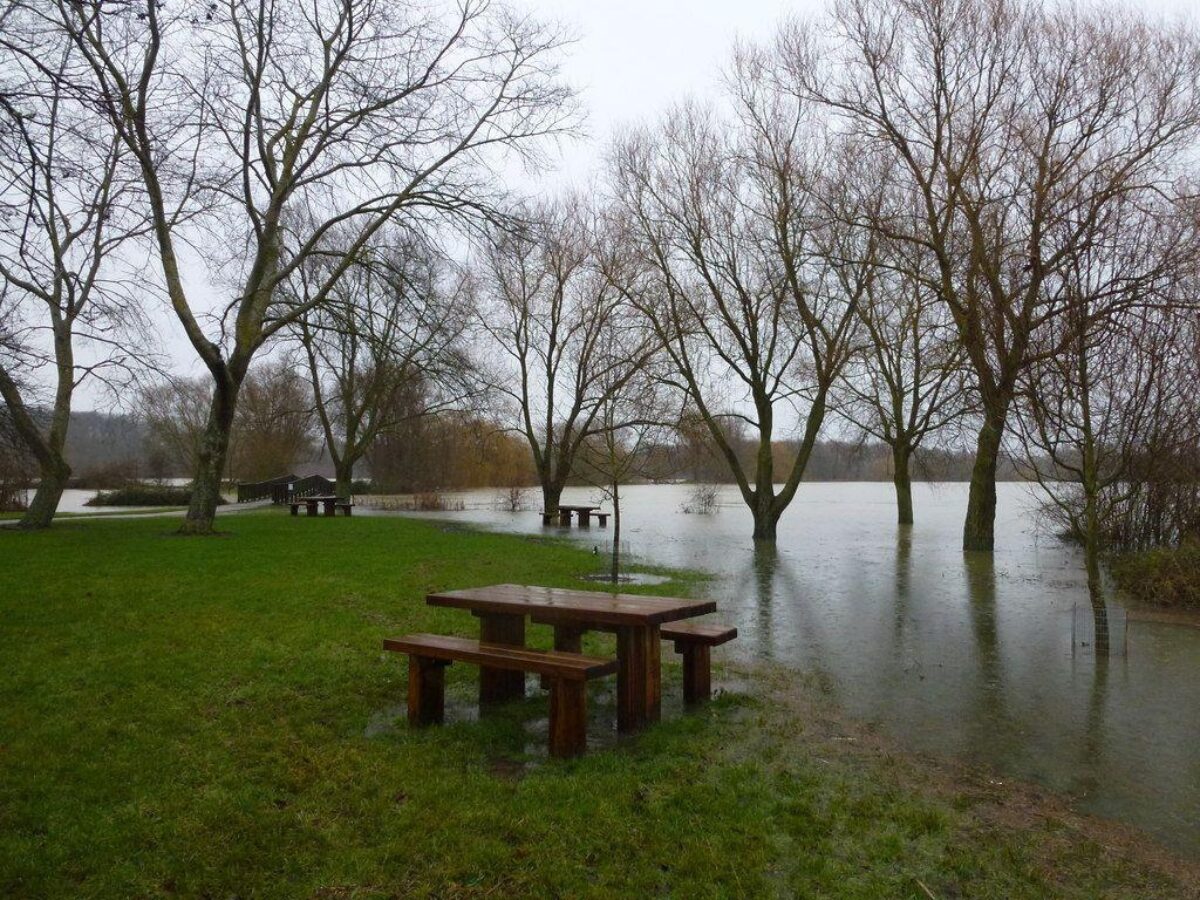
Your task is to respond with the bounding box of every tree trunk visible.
[751,490,779,542]
[334,459,355,501]
[963,413,1006,552]
[892,443,914,526]
[180,380,239,535]
[1083,487,1110,656]
[19,458,70,530]
[611,479,621,583]
[542,482,562,517]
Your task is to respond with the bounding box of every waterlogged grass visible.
[0,513,1194,897]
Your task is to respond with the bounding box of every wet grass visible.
[0,512,1194,897]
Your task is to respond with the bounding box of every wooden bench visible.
[383,634,618,758]
[336,501,354,516]
[660,622,737,704]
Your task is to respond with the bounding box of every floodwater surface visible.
[380,482,1200,856]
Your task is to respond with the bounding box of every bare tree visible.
[0,11,149,528]
[1015,195,1200,648]
[291,228,475,498]
[227,358,316,481]
[833,227,969,524]
[40,0,577,533]
[609,46,868,541]
[578,351,676,583]
[478,197,656,517]
[800,0,1200,550]
[140,376,212,477]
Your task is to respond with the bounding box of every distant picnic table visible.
[289,495,354,517]
[542,504,608,527]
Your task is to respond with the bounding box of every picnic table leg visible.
[615,624,661,732]
[548,679,588,758]
[579,511,591,527]
[558,509,572,526]
[305,500,317,516]
[323,499,336,516]
[553,624,584,653]
[290,502,298,516]
[408,656,449,726]
[475,612,526,706]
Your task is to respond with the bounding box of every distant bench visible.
[660,622,738,703]
[383,634,617,758]
[289,496,354,517]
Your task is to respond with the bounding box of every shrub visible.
[495,486,531,512]
[680,483,720,515]
[350,479,374,494]
[86,484,192,507]
[1110,542,1200,609]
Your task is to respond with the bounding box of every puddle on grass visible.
[366,671,748,771]
[578,572,674,586]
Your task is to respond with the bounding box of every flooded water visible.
[377,482,1200,857]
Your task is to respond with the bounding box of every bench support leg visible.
[558,510,572,526]
[306,503,317,517]
[548,679,587,758]
[476,613,526,706]
[290,504,298,516]
[616,624,661,732]
[407,657,448,726]
[679,643,712,704]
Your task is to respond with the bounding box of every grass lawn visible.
[1,512,1195,897]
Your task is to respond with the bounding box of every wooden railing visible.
[270,474,335,504]
[237,474,296,503]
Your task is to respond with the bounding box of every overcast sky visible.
[78,0,1197,410]
[522,0,1197,186]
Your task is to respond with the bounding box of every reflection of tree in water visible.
[963,554,1013,748]
[1071,653,1110,799]
[727,544,815,666]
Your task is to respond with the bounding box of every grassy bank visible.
[0,513,1194,897]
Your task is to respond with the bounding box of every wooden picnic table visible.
[426,583,716,732]
[545,504,606,527]
[289,494,351,517]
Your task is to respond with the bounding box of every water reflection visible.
[385,482,1200,857]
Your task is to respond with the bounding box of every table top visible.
[426,583,716,627]
[555,505,600,512]
[297,495,338,501]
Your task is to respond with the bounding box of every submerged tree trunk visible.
[892,444,914,526]
[181,380,239,535]
[963,413,1006,552]
[751,490,780,542]
[541,481,563,518]
[611,479,621,583]
[1082,484,1110,656]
